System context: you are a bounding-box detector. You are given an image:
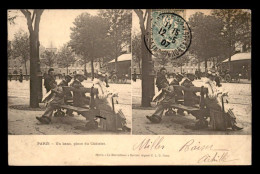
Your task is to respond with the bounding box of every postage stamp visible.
[149,9,192,59]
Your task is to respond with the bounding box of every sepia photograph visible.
[132,9,251,135]
[8,9,132,135]
[6,9,252,166]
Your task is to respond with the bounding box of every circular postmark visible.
[145,11,192,59]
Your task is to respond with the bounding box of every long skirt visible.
[96,96,126,131]
[205,97,236,130]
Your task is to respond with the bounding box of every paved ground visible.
[8,79,131,135]
[132,78,251,135]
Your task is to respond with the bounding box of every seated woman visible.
[204,69,243,131]
[92,72,131,132]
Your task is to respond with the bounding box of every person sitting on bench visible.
[156,67,168,91]
[36,81,65,124]
[146,80,176,123]
[69,73,99,130]
[204,69,243,131]
[70,74,90,107]
[93,72,131,131]
[180,73,200,107]
[58,75,73,116]
[173,73,185,116]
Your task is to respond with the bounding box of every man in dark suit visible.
[70,74,90,107]
[156,67,169,91]
[44,68,56,93]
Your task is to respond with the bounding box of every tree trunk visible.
[141,37,151,107]
[91,59,94,80]
[134,9,153,107]
[24,61,27,75]
[138,60,141,73]
[228,56,231,71]
[84,59,87,76]
[29,33,39,108]
[141,10,153,107]
[67,66,68,75]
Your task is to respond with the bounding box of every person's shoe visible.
[36,116,51,124]
[232,125,243,131]
[146,115,162,123]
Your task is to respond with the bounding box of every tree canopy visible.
[188,12,226,70]
[57,44,76,74]
[98,9,132,71]
[11,30,30,75]
[70,13,110,78]
[40,50,56,68]
[211,9,251,69]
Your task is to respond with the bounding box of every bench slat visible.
[173,85,208,93]
[170,103,200,111]
[62,86,98,94]
[59,104,90,112]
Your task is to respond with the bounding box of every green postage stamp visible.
[150,9,192,59]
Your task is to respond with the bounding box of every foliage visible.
[212,9,251,55]
[132,33,142,69]
[188,12,226,70]
[171,53,190,68]
[98,9,132,71]
[40,50,57,68]
[8,40,12,59]
[11,30,30,74]
[70,13,110,70]
[98,10,132,56]
[57,44,76,73]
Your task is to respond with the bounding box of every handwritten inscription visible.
[133,136,165,151]
[198,152,238,163]
[179,139,214,152]
[178,139,238,163]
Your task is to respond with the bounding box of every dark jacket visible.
[44,74,56,92]
[180,77,199,106]
[156,72,169,91]
[58,80,72,100]
[70,79,89,107]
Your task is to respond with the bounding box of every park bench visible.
[53,86,100,119]
[166,85,210,127]
[52,86,128,132]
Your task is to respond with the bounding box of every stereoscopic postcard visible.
[8,9,251,165]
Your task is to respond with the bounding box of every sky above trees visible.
[8,9,212,49]
[8,9,98,49]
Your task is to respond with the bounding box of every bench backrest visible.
[62,86,99,109]
[173,85,208,108]
[173,85,208,93]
